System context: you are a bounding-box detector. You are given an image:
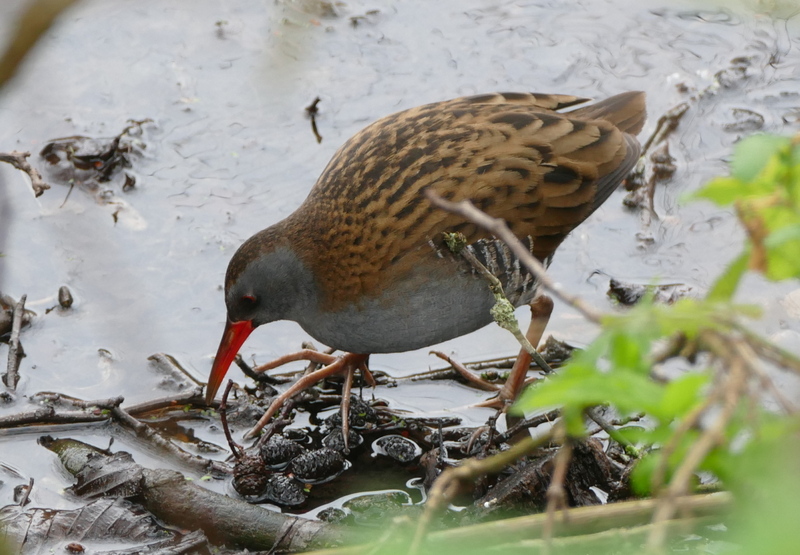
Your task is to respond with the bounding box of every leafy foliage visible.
[515,133,800,510]
[696,134,800,282]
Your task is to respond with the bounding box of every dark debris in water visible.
[260,434,307,470]
[207,338,643,518]
[323,395,379,430]
[342,491,415,526]
[232,452,270,498]
[39,119,152,203]
[537,335,576,365]
[218,363,638,521]
[723,108,765,133]
[322,427,364,452]
[608,278,694,305]
[290,447,348,485]
[372,435,422,464]
[0,294,35,343]
[263,473,307,507]
[471,439,621,518]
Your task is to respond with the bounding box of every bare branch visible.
[110,404,231,476]
[0,151,50,197]
[646,331,747,550]
[543,427,572,551]
[0,0,81,90]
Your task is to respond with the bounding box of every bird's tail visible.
[568,91,647,135]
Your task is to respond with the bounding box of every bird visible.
[205,90,646,437]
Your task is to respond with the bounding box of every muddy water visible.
[0,0,799,510]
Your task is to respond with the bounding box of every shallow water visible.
[0,0,799,512]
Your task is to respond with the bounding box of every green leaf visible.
[764,224,800,247]
[707,251,749,301]
[694,176,749,205]
[629,430,700,496]
[763,221,800,280]
[731,134,791,182]
[629,451,659,496]
[609,333,647,373]
[765,245,800,280]
[561,405,587,436]
[659,372,710,419]
[515,367,666,422]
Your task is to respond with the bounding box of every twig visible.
[17,478,34,507]
[736,323,800,377]
[646,331,746,551]
[110,405,231,476]
[306,97,323,143]
[124,389,205,416]
[235,354,289,386]
[0,408,114,431]
[731,334,795,414]
[640,103,689,154]
[30,392,124,409]
[0,407,52,428]
[447,238,557,384]
[425,191,603,324]
[542,426,571,552]
[0,395,125,431]
[147,353,205,387]
[4,294,27,391]
[586,406,640,457]
[495,409,560,444]
[0,152,49,197]
[0,0,80,90]
[219,379,243,458]
[302,493,732,555]
[399,352,538,382]
[457,245,548,362]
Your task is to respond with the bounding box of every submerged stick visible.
[4,294,27,391]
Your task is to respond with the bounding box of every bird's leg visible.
[245,352,369,439]
[337,357,371,452]
[475,295,553,409]
[340,363,356,452]
[498,295,553,402]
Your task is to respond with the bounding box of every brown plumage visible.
[207,91,646,405]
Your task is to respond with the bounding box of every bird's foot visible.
[245,352,370,440]
[472,349,538,409]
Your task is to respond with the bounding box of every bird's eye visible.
[240,295,257,309]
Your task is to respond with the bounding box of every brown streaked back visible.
[268,91,646,310]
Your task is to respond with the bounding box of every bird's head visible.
[204,230,316,404]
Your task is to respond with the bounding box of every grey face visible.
[225,246,318,327]
[225,285,260,324]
